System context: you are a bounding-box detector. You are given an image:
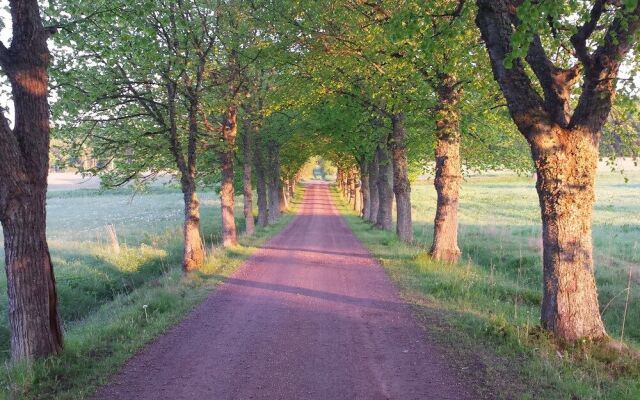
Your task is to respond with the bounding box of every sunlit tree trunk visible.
[375,144,393,230]
[367,153,379,223]
[254,141,269,227]
[359,160,370,219]
[242,120,255,236]
[532,129,606,340]
[181,180,205,272]
[279,179,288,212]
[0,0,63,361]
[219,106,238,247]
[347,170,355,207]
[473,0,637,340]
[430,74,462,263]
[390,113,412,242]
[267,141,281,224]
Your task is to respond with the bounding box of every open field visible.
[337,163,640,399]
[413,163,640,347]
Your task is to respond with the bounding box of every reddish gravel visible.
[94,182,473,400]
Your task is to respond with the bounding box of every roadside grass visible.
[0,186,300,400]
[333,168,640,400]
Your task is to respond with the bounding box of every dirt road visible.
[94,182,472,400]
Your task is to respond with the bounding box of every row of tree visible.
[0,0,639,363]
[252,0,640,344]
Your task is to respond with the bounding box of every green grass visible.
[0,186,299,400]
[334,167,640,400]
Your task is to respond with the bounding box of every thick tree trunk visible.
[532,130,606,340]
[359,160,370,219]
[430,74,462,263]
[2,194,63,360]
[267,142,281,224]
[472,0,640,341]
[219,106,238,247]
[375,144,394,230]
[390,114,412,242]
[181,181,205,272]
[0,0,63,361]
[254,143,269,227]
[367,154,379,223]
[242,121,255,236]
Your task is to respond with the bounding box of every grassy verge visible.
[1,189,301,400]
[332,186,639,400]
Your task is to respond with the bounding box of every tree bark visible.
[288,179,295,199]
[375,144,394,230]
[353,172,360,212]
[181,180,204,272]
[473,0,640,340]
[0,0,64,361]
[347,171,355,206]
[367,153,379,223]
[430,74,462,263]
[242,120,255,236]
[533,129,606,340]
[279,179,288,212]
[254,141,269,227]
[267,141,281,224]
[359,160,370,219]
[168,74,206,272]
[219,106,238,247]
[390,113,412,242]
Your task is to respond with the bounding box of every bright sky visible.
[1,3,13,125]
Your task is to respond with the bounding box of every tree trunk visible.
[430,74,462,263]
[279,179,288,212]
[532,129,606,340]
[181,180,205,272]
[359,160,370,219]
[254,143,269,227]
[347,171,355,206]
[390,113,412,242]
[219,106,238,247]
[367,154,379,223]
[288,179,295,199]
[375,144,394,230]
[242,120,255,236]
[2,194,64,361]
[0,0,63,361]
[267,141,281,224]
[353,173,360,212]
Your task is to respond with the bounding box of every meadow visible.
[338,161,640,399]
[412,166,640,346]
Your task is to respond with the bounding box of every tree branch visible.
[475,0,547,137]
[571,3,640,132]
[570,0,606,69]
